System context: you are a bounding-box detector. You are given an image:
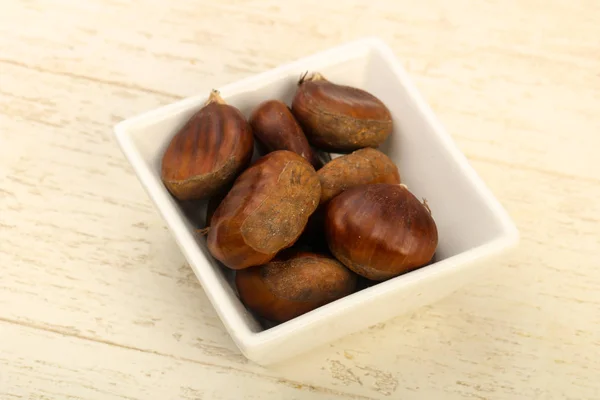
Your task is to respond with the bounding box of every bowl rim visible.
[113,36,519,355]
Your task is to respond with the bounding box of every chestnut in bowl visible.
[325,183,438,281]
[235,251,357,323]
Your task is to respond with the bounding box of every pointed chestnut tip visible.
[422,198,432,215]
[206,89,227,105]
[196,227,211,236]
[298,71,326,85]
[298,71,309,85]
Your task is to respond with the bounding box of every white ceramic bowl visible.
[114,37,519,365]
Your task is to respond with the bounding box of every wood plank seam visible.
[0,58,182,101]
[0,318,377,400]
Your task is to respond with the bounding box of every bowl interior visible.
[119,41,510,335]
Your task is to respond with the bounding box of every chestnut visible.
[325,183,438,281]
[291,72,393,152]
[161,90,254,201]
[235,251,357,323]
[317,147,400,204]
[249,100,321,168]
[207,150,321,270]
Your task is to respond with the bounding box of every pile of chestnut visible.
[161,72,438,324]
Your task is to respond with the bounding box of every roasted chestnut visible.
[207,150,321,270]
[161,90,254,200]
[235,251,357,323]
[249,100,321,168]
[317,148,400,204]
[325,183,438,281]
[291,72,393,152]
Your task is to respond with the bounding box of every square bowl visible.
[114,37,519,365]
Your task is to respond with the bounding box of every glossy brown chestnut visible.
[317,148,400,205]
[325,183,438,281]
[207,150,321,270]
[291,72,393,152]
[161,90,254,201]
[249,100,321,168]
[235,251,357,323]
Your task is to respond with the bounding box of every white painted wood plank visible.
[0,322,361,400]
[1,0,600,398]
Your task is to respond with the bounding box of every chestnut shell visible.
[235,251,357,323]
[249,100,321,168]
[161,90,254,201]
[291,73,393,152]
[207,150,321,270]
[325,183,438,281]
[317,147,400,204]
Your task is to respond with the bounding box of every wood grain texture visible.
[0,322,357,400]
[1,0,599,398]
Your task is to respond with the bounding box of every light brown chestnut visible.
[249,100,321,168]
[161,90,254,201]
[207,150,321,270]
[235,251,357,323]
[291,72,393,152]
[317,148,400,204]
[325,183,438,281]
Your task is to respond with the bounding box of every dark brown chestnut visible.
[325,183,438,281]
[317,148,400,205]
[207,150,321,270]
[235,251,357,323]
[249,100,321,168]
[291,72,393,152]
[161,90,254,201]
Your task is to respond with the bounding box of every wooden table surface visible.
[1,0,599,399]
